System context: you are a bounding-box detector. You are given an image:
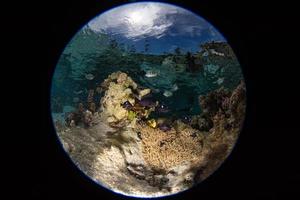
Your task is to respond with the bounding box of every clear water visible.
[51,3,243,123]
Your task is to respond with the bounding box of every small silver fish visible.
[145,70,158,78]
[215,77,224,85]
[171,84,178,92]
[163,90,173,97]
[85,73,94,80]
[210,49,225,56]
[74,90,83,95]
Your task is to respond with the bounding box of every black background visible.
[9,0,300,199]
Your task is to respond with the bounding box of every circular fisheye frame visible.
[51,2,246,198]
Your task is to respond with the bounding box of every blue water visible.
[51,26,243,121]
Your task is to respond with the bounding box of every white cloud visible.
[87,2,224,41]
[88,3,180,40]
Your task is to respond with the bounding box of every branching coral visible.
[134,80,246,181]
[137,123,204,171]
[128,111,137,121]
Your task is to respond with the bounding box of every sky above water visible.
[87,2,226,54]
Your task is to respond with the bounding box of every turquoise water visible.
[51,27,243,122]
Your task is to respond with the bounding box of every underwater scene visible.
[51,2,246,198]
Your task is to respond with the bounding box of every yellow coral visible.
[101,76,133,122]
[100,72,157,127]
[147,119,157,128]
[138,88,151,100]
[127,111,136,121]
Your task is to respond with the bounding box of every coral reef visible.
[54,72,246,197]
[199,80,246,128]
[137,122,204,170]
[100,71,137,124]
[99,71,157,128]
[193,80,246,181]
[134,79,246,184]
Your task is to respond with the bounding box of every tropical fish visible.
[158,123,171,132]
[138,98,156,108]
[156,104,170,113]
[181,116,192,124]
[122,101,133,110]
